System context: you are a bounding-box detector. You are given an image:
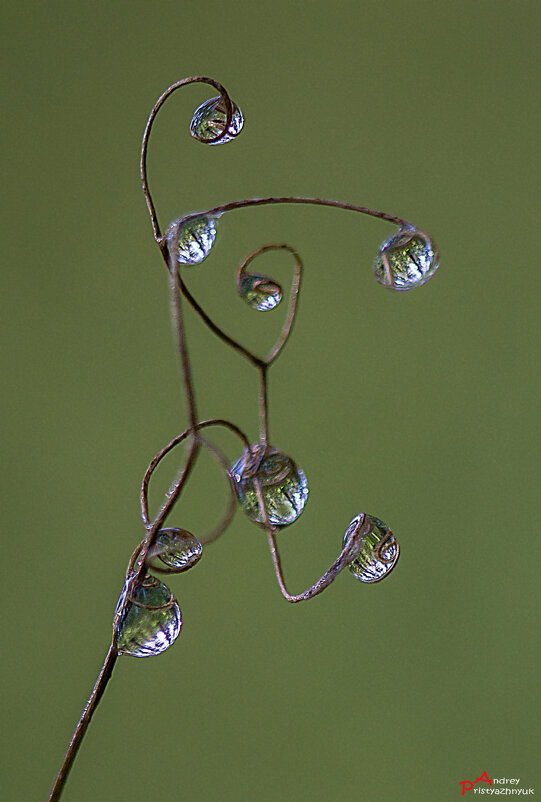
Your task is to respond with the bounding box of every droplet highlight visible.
[343,514,399,583]
[374,227,438,290]
[153,528,202,572]
[231,444,309,526]
[190,96,244,145]
[238,272,282,311]
[117,575,182,657]
[167,215,218,265]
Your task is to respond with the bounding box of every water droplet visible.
[231,444,309,526]
[343,514,399,583]
[167,215,218,265]
[374,227,438,290]
[238,272,282,311]
[190,96,244,145]
[153,528,202,572]
[117,575,182,657]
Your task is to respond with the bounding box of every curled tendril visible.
[140,76,235,243]
[104,67,441,662]
[140,419,250,547]
[263,509,374,602]
[137,74,437,601]
[172,240,302,369]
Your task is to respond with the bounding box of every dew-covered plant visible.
[48,76,439,800]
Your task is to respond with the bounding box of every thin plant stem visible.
[178,271,264,367]
[168,256,200,433]
[48,192,205,802]
[47,431,201,802]
[181,195,411,233]
[259,365,268,445]
[47,645,118,801]
[264,245,302,366]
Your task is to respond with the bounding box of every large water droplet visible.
[167,215,217,265]
[231,444,309,526]
[238,272,282,311]
[343,514,399,583]
[117,575,182,657]
[153,528,202,572]
[190,96,244,145]
[374,227,438,290]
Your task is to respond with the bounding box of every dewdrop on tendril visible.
[231,445,309,527]
[343,514,400,583]
[237,271,282,311]
[166,214,219,265]
[235,244,294,312]
[116,575,182,658]
[374,227,439,290]
[150,528,203,572]
[190,96,244,144]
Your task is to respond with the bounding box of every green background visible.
[2,1,539,800]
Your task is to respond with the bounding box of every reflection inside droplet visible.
[154,528,203,571]
[239,273,282,311]
[343,514,399,583]
[374,227,438,290]
[231,444,309,526]
[190,96,244,144]
[167,215,218,265]
[117,575,182,657]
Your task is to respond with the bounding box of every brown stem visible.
[259,365,269,445]
[183,195,412,231]
[168,259,200,432]
[47,645,118,801]
[58,434,198,802]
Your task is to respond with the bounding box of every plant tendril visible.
[48,74,439,801]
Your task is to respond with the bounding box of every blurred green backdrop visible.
[2,1,539,800]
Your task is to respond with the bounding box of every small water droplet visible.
[167,215,218,265]
[374,227,438,290]
[343,514,399,583]
[231,444,309,526]
[153,528,202,571]
[190,96,244,144]
[117,575,182,657]
[239,273,282,311]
